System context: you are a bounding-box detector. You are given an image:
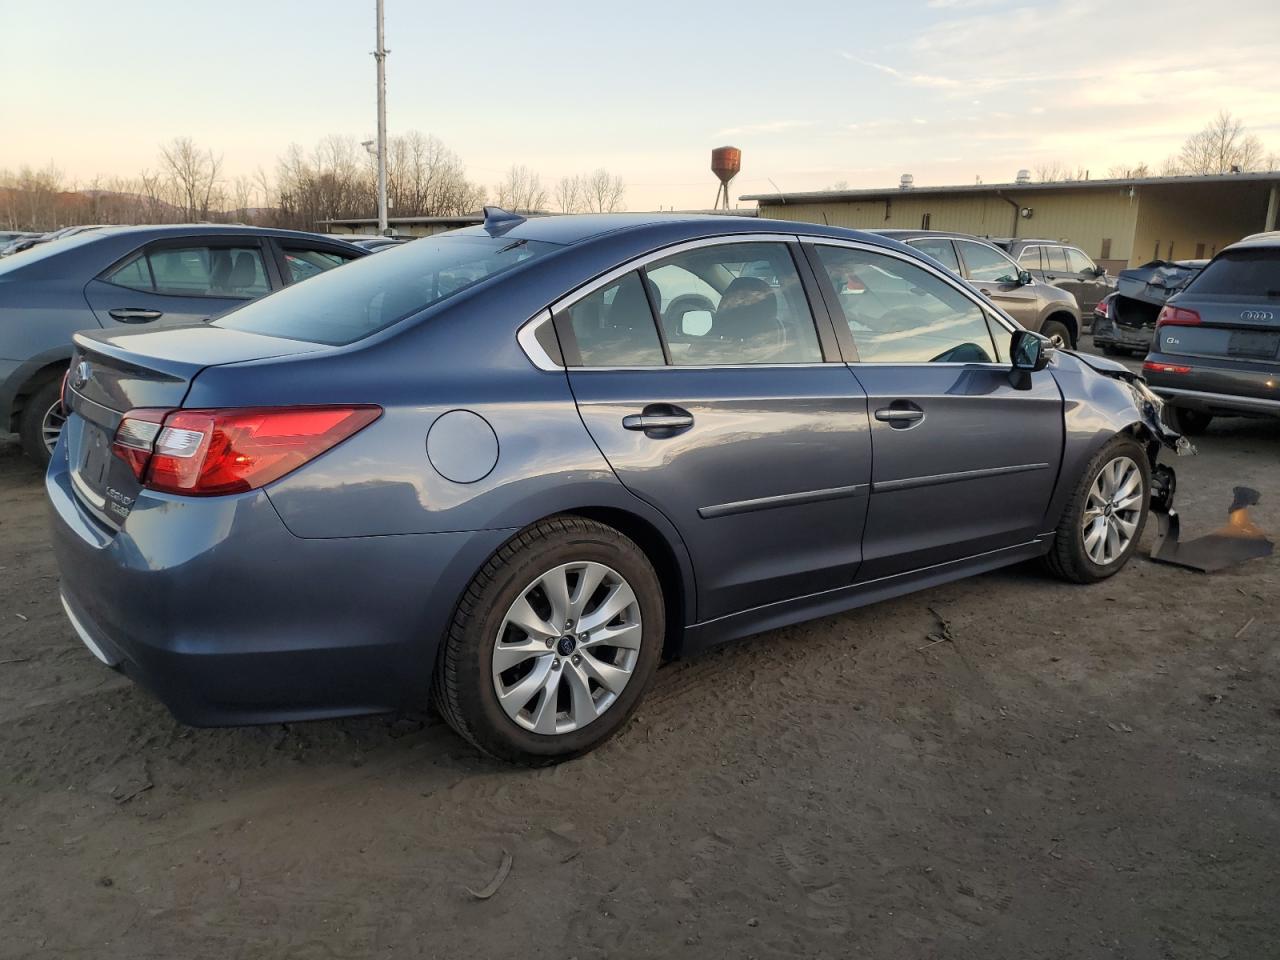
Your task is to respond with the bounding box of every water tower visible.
[711,146,741,211]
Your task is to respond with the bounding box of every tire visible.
[1040,319,1075,350]
[1171,407,1213,436]
[1044,436,1151,584]
[432,515,665,764]
[17,377,64,467]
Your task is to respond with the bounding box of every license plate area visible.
[1228,330,1280,359]
[67,415,137,528]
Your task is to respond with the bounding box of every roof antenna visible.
[483,206,526,236]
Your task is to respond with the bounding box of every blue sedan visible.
[48,210,1184,763]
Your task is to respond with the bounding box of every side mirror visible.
[1009,329,1051,388]
[1017,269,1034,286]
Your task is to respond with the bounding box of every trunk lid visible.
[63,326,324,529]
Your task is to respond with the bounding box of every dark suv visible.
[992,238,1115,316]
[1142,233,1280,433]
[876,230,1082,348]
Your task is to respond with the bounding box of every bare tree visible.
[1167,110,1266,175]
[494,165,547,212]
[554,175,582,213]
[581,168,626,213]
[1107,162,1151,179]
[159,137,223,220]
[1033,162,1088,183]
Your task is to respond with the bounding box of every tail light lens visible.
[1144,360,1192,375]
[1155,306,1201,328]
[59,368,71,412]
[112,406,381,496]
[1094,297,1111,319]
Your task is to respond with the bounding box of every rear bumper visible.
[1091,316,1153,351]
[47,444,514,725]
[1145,354,1280,418]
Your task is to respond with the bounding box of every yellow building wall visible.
[1130,183,1272,264]
[761,187,1140,264]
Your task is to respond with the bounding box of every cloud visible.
[838,51,960,89]
[713,120,815,137]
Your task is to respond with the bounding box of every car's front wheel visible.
[1045,436,1151,584]
[1040,319,1075,350]
[433,516,664,764]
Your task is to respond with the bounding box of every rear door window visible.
[1045,246,1069,273]
[905,237,960,274]
[105,244,270,298]
[1186,248,1280,299]
[645,242,822,365]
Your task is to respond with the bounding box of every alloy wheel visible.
[492,561,643,735]
[41,400,66,455]
[1081,455,1143,566]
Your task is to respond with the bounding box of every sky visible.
[3,0,1279,211]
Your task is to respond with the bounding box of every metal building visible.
[743,172,1280,273]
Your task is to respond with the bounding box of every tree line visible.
[0,133,628,233]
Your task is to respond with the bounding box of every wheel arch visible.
[1042,308,1079,346]
[561,505,693,661]
[6,355,70,434]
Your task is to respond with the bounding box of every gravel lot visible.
[2,341,1277,959]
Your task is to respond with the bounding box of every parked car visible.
[1,224,108,257]
[48,210,1183,764]
[991,238,1115,316]
[0,224,366,463]
[1092,259,1207,356]
[325,233,408,253]
[0,231,39,247]
[1142,233,1280,434]
[875,230,1082,348]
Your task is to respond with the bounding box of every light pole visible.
[373,0,389,235]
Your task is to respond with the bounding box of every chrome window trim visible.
[516,310,561,371]
[520,231,1025,372]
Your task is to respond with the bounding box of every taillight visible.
[59,368,70,412]
[1094,298,1111,319]
[112,408,169,479]
[111,406,381,496]
[1143,360,1191,375]
[1155,306,1201,328]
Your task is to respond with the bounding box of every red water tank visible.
[711,146,742,184]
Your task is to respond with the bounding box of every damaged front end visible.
[1072,353,1274,572]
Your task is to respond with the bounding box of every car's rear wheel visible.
[18,378,64,467]
[1171,407,1213,435]
[1044,436,1150,584]
[1040,319,1075,350]
[433,516,664,764]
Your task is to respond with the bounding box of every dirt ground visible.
[2,344,1278,959]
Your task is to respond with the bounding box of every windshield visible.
[1186,248,1280,299]
[216,234,560,345]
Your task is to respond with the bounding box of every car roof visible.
[80,223,362,244]
[1227,231,1280,251]
[447,212,878,248]
[873,229,997,242]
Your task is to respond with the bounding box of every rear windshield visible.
[0,231,104,276]
[1186,248,1280,299]
[215,234,559,345]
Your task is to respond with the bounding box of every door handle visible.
[875,403,925,429]
[108,308,163,322]
[623,413,694,431]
